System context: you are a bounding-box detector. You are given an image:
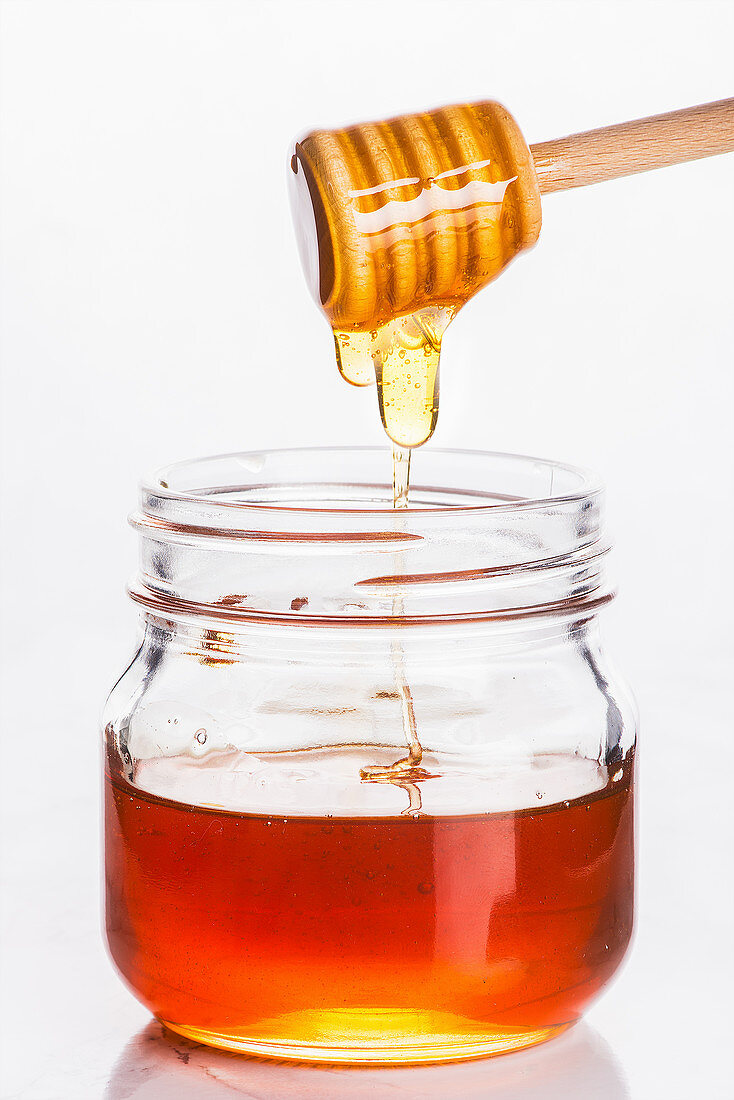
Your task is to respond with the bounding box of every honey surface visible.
[105,757,633,1054]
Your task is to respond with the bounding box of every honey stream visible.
[290,103,542,810]
[359,445,430,813]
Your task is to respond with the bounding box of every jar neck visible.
[136,611,608,677]
[129,448,612,629]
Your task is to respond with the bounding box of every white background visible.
[1,2,733,1097]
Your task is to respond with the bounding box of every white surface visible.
[1,1,733,1097]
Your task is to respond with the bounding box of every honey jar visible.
[103,446,636,1064]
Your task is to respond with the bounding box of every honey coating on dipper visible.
[290,101,541,448]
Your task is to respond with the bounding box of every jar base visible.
[158,1012,572,1065]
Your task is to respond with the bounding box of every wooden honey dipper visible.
[289,98,734,448]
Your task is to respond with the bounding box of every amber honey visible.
[105,757,633,1063]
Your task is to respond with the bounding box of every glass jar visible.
[103,447,636,1065]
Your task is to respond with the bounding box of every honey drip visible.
[334,306,451,449]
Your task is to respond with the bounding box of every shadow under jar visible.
[103,447,636,1065]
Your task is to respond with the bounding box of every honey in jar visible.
[106,756,633,1060]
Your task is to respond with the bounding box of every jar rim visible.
[142,446,602,519]
[130,447,610,627]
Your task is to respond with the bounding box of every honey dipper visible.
[289,98,734,447]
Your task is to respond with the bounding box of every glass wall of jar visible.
[103,448,637,1065]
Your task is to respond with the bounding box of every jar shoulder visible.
[103,622,637,774]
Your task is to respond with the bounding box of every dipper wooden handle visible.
[530,98,734,193]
